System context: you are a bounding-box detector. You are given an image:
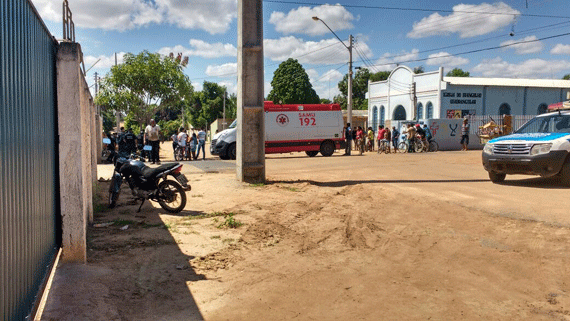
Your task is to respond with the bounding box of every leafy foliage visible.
[335,68,390,110]
[157,119,182,140]
[267,58,320,104]
[563,74,570,80]
[446,68,470,77]
[95,51,193,127]
[100,108,116,133]
[413,66,425,74]
[188,81,236,129]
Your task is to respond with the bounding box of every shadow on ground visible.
[268,178,490,187]
[41,181,206,321]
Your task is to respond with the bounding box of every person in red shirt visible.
[377,125,387,153]
[356,126,365,155]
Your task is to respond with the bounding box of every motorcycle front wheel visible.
[157,180,187,213]
[108,177,121,208]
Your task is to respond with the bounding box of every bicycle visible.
[377,139,390,154]
[427,138,439,152]
[366,139,374,152]
[174,145,187,161]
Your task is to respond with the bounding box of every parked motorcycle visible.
[108,154,190,213]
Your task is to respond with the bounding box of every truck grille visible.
[493,143,531,155]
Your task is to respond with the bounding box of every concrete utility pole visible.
[236,0,265,183]
[223,89,226,130]
[412,81,417,120]
[347,35,353,125]
[312,17,353,124]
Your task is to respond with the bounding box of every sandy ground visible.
[41,143,570,320]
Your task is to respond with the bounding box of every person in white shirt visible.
[144,119,161,164]
[197,128,206,160]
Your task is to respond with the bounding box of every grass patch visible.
[215,213,243,229]
[191,194,204,198]
[249,183,265,187]
[92,182,108,214]
[183,211,228,221]
[210,235,221,239]
[222,238,235,244]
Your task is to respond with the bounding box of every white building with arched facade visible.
[367,66,570,129]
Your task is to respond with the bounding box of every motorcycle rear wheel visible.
[157,180,187,213]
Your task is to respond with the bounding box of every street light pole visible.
[312,16,353,125]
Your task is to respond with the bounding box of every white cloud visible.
[264,36,372,65]
[408,2,520,38]
[373,49,420,71]
[158,40,237,59]
[269,4,354,36]
[218,81,238,95]
[500,36,543,54]
[551,44,570,55]
[303,68,343,99]
[34,0,236,34]
[473,57,570,78]
[205,63,237,77]
[156,0,237,35]
[426,52,469,68]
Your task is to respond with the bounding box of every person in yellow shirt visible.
[366,127,374,151]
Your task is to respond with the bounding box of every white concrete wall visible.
[526,88,566,115]
[57,42,95,263]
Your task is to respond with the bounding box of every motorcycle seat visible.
[142,163,179,179]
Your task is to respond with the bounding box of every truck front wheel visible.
[488,171,506,183]
[228,143,237,160]
[558,160,570,187]
[320,141,335,157]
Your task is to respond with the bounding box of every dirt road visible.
[42,149,570,320]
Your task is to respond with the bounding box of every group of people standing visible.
[343,122,434,154]
[171,127,207,160]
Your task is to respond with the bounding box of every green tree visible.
[446,68,470,77]
[267,58,320,104]
[414,66,425,74]
[369,71,391,82]
[100,108,116,133]
[563,74,570,80]
[95,51,193,127]
[335,68,371,110]
[320,98,332,104]
[189,81,236,129]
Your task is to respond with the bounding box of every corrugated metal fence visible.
[1,0,60,320]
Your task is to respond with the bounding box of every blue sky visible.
[34,0,570,100]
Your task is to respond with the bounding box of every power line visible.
[362,20,570,64]
[263,0,570,19]
[363,31,570,69]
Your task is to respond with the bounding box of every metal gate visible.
[1,0,60,320]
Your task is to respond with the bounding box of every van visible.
[482,109,570,185]
[211,101,345,159]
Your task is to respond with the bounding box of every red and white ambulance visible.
[210,101,345,159]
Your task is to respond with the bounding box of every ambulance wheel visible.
[228,143,237,160]
[488,171,506,183]
[305,151,318,157]
[219,154,230,160]
[320,141,335,157]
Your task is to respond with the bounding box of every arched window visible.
[537,103,548,115]
[393,105,406,120]
[372,106,378,131]
[417,103,423,120]
[426,102,433,119]
[499,103,511,115]
[380,106,385,126]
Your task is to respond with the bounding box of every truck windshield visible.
[516,114,570,134]
[229,119,237,129]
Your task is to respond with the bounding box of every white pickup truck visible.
[482,110,570,185]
